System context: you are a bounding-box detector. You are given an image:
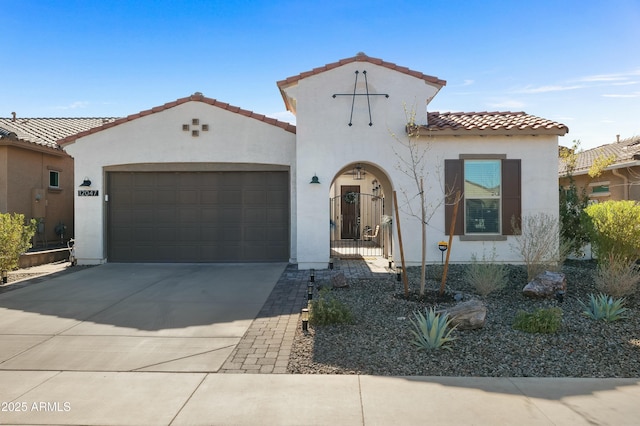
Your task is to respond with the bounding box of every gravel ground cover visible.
[288,260,640,377]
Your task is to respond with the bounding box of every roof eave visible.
[59,93,297,146]
[0,137,68,156]
[415,127,569,137]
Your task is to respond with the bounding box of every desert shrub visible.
[513,307,562,333]
[409,307,457,351]
[0,213,37,272]
[309,289,353,326]
[594,254,640,297]
[466,248,507,296]
[559,183,590,256]
[511,213,567,281]
[583,200,640,264]
[579,293,628,322]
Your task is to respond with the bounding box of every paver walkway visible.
[219,257,393,373]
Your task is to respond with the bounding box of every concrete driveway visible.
[0,263,286,372]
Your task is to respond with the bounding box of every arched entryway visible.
[329,162,393,259]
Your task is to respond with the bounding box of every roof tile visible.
[417,111,568,136]
[559,135,640,175]
[277,52,447,89]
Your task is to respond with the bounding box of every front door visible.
[341,185,360,239]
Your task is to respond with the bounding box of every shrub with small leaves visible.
[513,307,562,333]
[409,307,457,351]
[309,288,353,326]
[466,248,507,296]
[579,293,628,322]
[594,254,640,298]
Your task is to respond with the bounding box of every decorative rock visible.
[331,273,349,288]
[439,299,486,330]
[523,271,567,298]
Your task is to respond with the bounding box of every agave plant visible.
[409,307,457,351]
[579,293,628,322]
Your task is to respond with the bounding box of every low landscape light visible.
[301,308,309,332]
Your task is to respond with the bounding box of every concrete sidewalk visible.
[1,260,638,425]
[0,371,638,425]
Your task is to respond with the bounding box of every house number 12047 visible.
[77,190,99,196]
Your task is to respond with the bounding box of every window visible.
[589,181,610,198]
[49,170,60,188]
[445,156,521,239]
[464,160,501,234]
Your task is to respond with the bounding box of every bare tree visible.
[390,104,452,296]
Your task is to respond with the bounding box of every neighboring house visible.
[559,135,640,202]
[59,53,568,268]
[0,116,115,247]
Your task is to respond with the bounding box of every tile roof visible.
[58,93,296,146]
[0,117,117,150]
[417,111,569,136]
[276,52,447,89]
[559,135,640,176]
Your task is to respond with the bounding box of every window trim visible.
[463,159,502,235]
[49,170,60,189]
[445,155,520,240]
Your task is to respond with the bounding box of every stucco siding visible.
[63,101,296,264]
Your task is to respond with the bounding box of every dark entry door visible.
[340,185,360,239]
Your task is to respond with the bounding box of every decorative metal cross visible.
[332,70,389,126]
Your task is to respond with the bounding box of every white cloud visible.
[487,100,526,109]
[517,85,584,94]
[602,92,640,98]
[579,69,640,83]
[55,101,89,110]
[267,111,296,124]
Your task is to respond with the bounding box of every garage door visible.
[107,171,289,262]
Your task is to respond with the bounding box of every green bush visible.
[0,213,37,272]
[466,248,507,296]
[579,293,628,322]
[513,307,562,333]
[584,201,640,264]
[309,289,353,326]
[409,307,457,351]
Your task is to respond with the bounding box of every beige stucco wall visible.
[560,166,640,202]
[0,144,74,246]
[63,101,296,264]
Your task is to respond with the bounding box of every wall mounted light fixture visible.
[310,174,320,184]
[80,179,92,187]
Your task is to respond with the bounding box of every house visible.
[0,116,115,247]
[559,135,640,202]
[60,53,568,268]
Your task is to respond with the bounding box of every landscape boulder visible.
[523,271,566,298]
[330,272,349,289]
[439,299,486,330]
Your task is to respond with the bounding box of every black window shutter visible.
[444,159,464,235]
[502,159,521,235]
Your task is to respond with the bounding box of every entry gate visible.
[329,192,389,258]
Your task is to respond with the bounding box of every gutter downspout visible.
[612,168,629,200]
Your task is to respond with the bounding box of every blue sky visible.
[3,0,639,150]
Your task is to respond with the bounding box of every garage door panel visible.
[220,191,242,204]
[134,191,154,204]
[244,208,267,222]
[221,208,241,222]
[201,190,218,204]
[108,171,289,262]
[244,191,267,204]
